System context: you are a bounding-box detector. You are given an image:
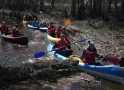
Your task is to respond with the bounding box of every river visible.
[0,16,124,90]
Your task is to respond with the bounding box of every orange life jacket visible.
[82,48,97,63]
[56,40,67,52]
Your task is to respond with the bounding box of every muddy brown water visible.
[0,17,124,90]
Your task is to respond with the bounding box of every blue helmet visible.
[88,41,94,47]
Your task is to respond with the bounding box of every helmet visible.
[15,24,19,27]
[58,26,61,28]
[2,21,5,24]
[60,34,65,37]
[88,41,94,47]
[50,22,53,24]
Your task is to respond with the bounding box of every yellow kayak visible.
[23,20,31,25]
[47,33,60,43]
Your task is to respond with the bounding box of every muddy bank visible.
[0,59,81,87]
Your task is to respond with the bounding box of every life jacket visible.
[48,25,56,34]
[56,40,67,52]
[12,27,20,37]
[24,16,29,21]
[32,21,39,27]
[57,27,63,33]
[55,31,62,38]
[82,48,97,63]
[65,38,71,44]
[0,25,8,32]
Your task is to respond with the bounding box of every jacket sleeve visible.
[80,50,87,59]
[52,42,58,50]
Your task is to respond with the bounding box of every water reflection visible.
[0,17,49,66]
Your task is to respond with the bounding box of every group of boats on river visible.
[0,16,124,85]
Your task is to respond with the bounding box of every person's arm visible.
[80,50,87,59]
[96,54,104,59]
[52,42,58,50]
[65,38,71,44]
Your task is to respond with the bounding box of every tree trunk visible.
[96,0,102,16]
[40,0,44,11]
[114,0,120,20]
[51,0,55,8]
[108,0,113,12]
[71,0,76,17]
[77,0,84,20]
[121,0,124,13]
[86,0,92,17]
[102,0,109,20]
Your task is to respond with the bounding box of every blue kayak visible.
[27,24,48,31]
[47,44,124,84]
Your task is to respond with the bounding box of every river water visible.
[0,16,124,90]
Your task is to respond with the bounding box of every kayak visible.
[1,34,28,45]
[27,24,48,31]
[47,44,124,84]
[47,33,60,43]
[23,20,31,25]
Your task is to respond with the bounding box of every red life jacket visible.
[65,38,71,44]
[56,40,67,52]
[82,48,97,63]
[0,25,8,32]
[57,27,63,33]
[48,25,56,34]
[23,16,29,21]
[55,31,62,38]
[12,27,20,37]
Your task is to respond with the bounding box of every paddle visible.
[34,38,87,58]
[63,19,71,34]
[34,34,42,38]
[104,56,120,65]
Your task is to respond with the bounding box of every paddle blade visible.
[34,52,46,58]
[64,20,71,25]
[74,38,87,44]
[107,56,120,65]
[35,34,42,38]
[78,39,87,42]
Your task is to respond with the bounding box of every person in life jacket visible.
[52,34,73,57]
[32,18,39,27]
[65,35,71,49]
[12,24,21,37]
[55,26,63,38]
[23,13,29,21]
[80,41,104,64]
[48,22,57,37]
[0,21,9,35]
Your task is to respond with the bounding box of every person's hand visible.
[102,56,108,62]
[66,44,71,49]
[99,55,104,58]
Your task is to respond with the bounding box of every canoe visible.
[23,20,31,25]
[47,44,124,84]
[27,24,48,31]
[1,34,28,45]
[47,33,60,43]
